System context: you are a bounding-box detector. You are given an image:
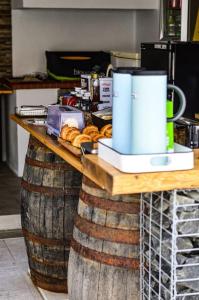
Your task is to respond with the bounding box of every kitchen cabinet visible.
[12,0,159,10]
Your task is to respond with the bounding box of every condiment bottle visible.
[82,94,92,125]
[167,12,176,37]
[91,73,100,112]
[76,92,82,110]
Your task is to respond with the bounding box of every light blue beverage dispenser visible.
[112,68,139,154]
[130,70,186,156]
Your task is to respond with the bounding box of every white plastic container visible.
[111,51,141,68]
[99,77,112,104]
[98,138,194,173]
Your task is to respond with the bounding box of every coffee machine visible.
[112,68,186,156]
[141,41,199,118]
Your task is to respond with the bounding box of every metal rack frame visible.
[140,190,199,299]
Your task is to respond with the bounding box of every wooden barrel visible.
[68,176,140,300]
[20,136,82,293]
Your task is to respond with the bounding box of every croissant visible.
[72,134,92,148]
[100,124,112,137]
[66,129,80,142]
[89,131,100,139]
[92,133,106,142]
[83,125,99,135]
[60,125,77,140]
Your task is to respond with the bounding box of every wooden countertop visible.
[11,114,199,195]
[2,79,80,90]
[0,90,12,94]
[0,83,13,94]
[11,115,83,173]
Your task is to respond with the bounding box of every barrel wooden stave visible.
[21,136,82,292]
[69,248,139,300]
[68,176,140,300]
[78,198,139,230]
[23,164,82,189]
[73,227,139,259]
[81,178,139,202]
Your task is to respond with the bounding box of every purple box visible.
[46,105,85,137]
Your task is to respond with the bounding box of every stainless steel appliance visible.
[141,41,199,118]
[46,105,84,137]
[175,117,199,148]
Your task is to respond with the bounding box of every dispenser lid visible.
[113,67,143,74]
[133,70,167,76]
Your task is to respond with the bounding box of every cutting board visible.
[58,137,81,157]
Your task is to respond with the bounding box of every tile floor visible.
[0,237,68,300]
[0,162,22,238]
[0,237,42,299]
[0,162,21,216]
[0,164,68,299]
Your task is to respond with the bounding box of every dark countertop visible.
[1,78,80,90]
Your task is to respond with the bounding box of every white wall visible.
[12,9,136,76]
[134,10,159,52]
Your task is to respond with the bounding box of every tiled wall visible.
[0,0,12,78]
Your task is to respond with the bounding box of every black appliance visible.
[141,41,199,118]
[46,51,111,80]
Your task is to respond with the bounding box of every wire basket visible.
[140,189,199,300]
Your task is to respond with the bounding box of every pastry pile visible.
[60,124,112,148]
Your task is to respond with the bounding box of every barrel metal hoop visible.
[22,228,71,247]
[31,267,67,281]
[71,238,139,269]
[30,255,68,267]
[74,214,139,245]
[25,156,73,171]
[29,136,44,148]
[30,269,68,293]
[21,179,80,196]
[80,190,140,214]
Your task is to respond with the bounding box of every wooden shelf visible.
[12,0,159,10]
[11,114,199,195]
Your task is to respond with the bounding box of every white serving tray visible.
[98,138,194,173]
[15,105,47,117]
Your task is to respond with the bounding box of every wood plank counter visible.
[11,115,83,173]
[0,84,13,94]
[11,114,199,195]
[0,90,12,94]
